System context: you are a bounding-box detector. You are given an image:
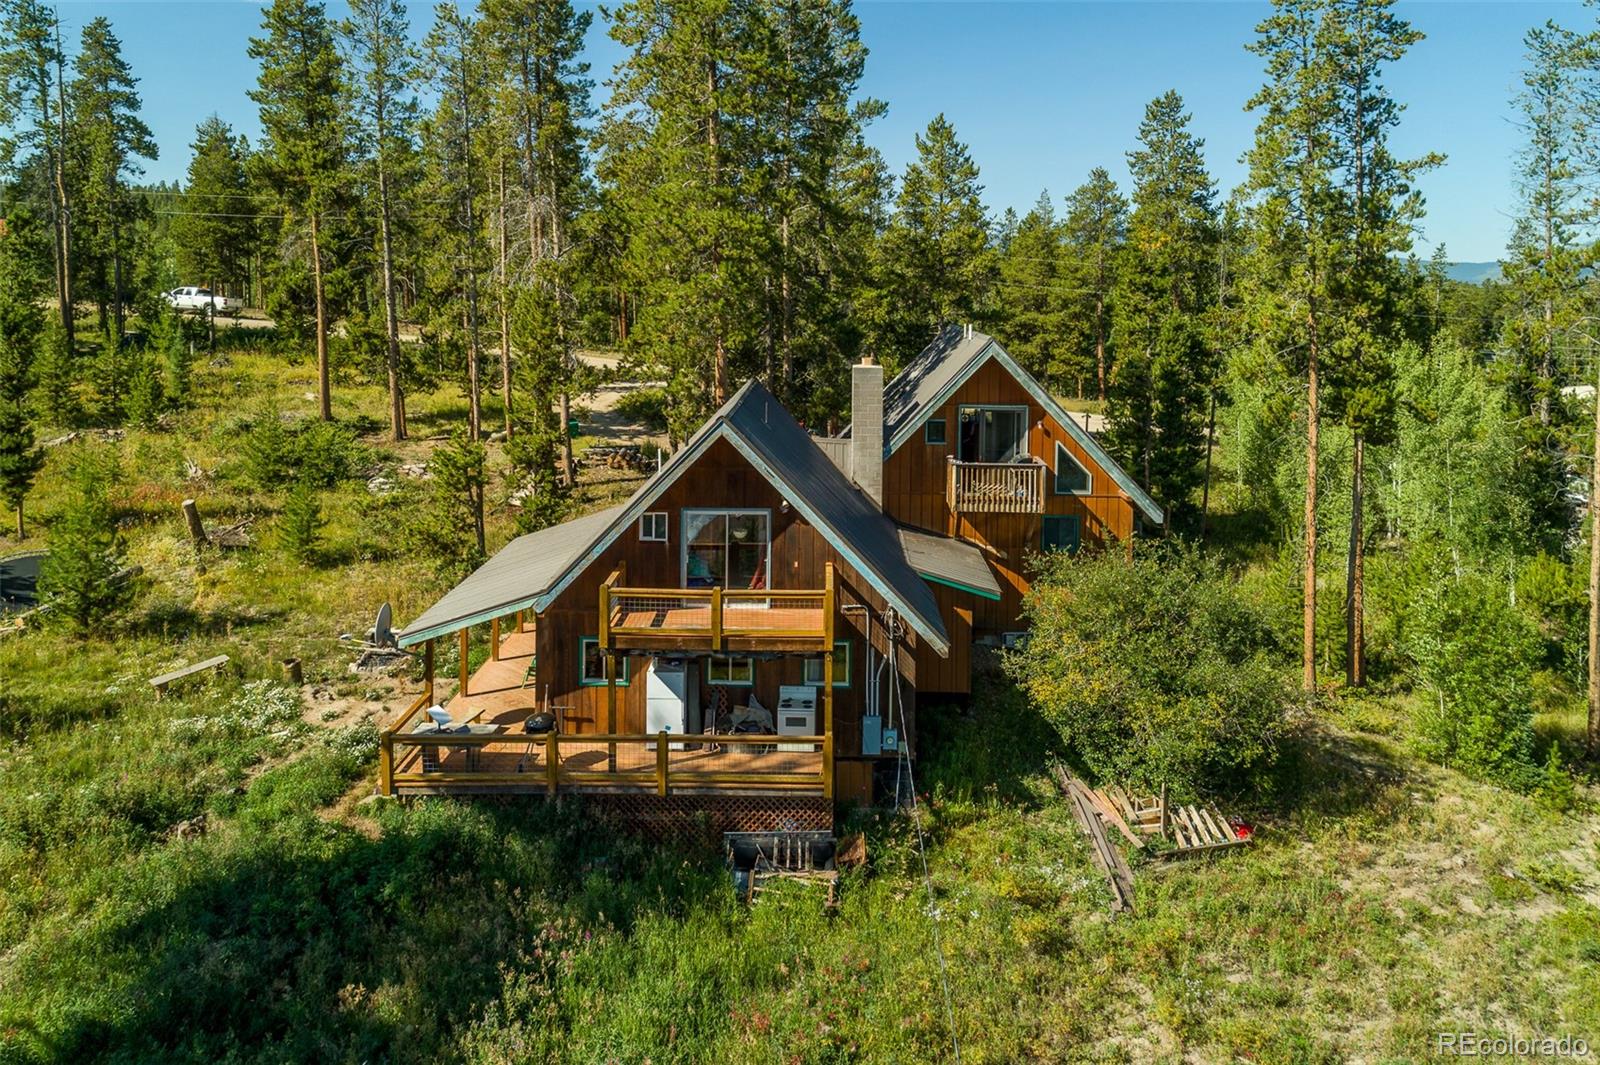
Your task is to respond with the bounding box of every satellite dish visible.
[369,602,395,648]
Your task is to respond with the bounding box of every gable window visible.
[683,509,770,590]
[957,406,1029,463]
[924,418,948,446]
[639,512,668,542]
[1054,442,1092,495]
[803,640,852,688]
[706,655,755,686]
[1042,515,1082,555]
[579,637,630,686]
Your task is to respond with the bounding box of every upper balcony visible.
[946,457,1047,515]
[598,562,835,653]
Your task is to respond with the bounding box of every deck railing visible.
[946,458,1047,514]
[382,729,830,797]
[598,562,834,651]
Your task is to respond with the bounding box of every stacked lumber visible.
[1053,767,1134,914]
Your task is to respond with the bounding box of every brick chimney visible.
[851,356,884,508]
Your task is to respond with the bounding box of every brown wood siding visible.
[884,355,1137,639]
[536,437,922,760]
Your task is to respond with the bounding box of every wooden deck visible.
[378,624,828,797]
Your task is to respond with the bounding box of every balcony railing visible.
[598,562,835,652]
[947,458,1047,514]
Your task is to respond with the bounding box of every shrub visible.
[239,406,361,490]
[1407,571,1541,786]
[1004,542,1288,797]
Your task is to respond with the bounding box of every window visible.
[682,509,770,590]
[957,406,1029,463]
[706,655,755,686]
[803,641,852,688]
[639,512,668,542]
[579,638,629,686]
[1054,442,1091,495]
[1042,515,1082,555]
[924,418,948,445]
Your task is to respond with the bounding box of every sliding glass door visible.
[682,509,771,590]
[957,405,1029,463]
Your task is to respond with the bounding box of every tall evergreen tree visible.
[1106,90,1217,523]
[481,0,592,469]
[250,0,346,421]
[422,1,490,441]
[1060,168,1127,402]
[604,0,769,439]
[996,191,1066,386]
[1324,0,1439,686]
[1500,22,1590,543]
[0,0,75,347]
[341,0,418,441]
[68,16,156,347]
[870,113,994,364]
[0,227,44,538]
[172,117,257,311]
[1243,0,1346,694]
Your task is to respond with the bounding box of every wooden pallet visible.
[1070,774,1251,861]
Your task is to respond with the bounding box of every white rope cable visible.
[884,609,961,1065]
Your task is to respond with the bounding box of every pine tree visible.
[40,450,133,633]
[250,0,346,421]
[506,282,570,532]
[1323,0,1439,686]
[172,116,257,311]
[870,114,994,362]
[278,475,325,562]
[1060,169,1127,402]
[413,424,487,576]
[421,2,490,441]
[340,0,417,442]
[0,231,44,538]
[0,0,76,347]
[1500,22,1589,543]
[33,314,77,427]
[68,17,156,348]
[604,0,769,439]
[122,350,163,428]
[996,191,1066,386]
[1106,91,1217,524]
[1243,0,1346,694]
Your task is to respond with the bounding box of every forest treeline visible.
[3,0,1600,762]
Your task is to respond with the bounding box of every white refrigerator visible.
[645,658,699,750]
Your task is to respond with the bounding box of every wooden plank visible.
[1083,786,1146,850]
[149,654,230,695]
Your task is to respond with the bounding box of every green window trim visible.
[803,640,852,688]
[924,418,948,445]
[579,637,630,686]
[1053,441,1092,495]
[706,655,756,686]
[1042,515,1082,555]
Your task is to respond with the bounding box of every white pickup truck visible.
[164,286,242,316]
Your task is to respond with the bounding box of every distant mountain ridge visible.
[1446,261,1501,284]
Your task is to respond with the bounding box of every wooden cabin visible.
[382,327,1161,831]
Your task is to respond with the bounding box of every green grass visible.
[0,343,1597,1062]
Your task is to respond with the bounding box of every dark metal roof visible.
[895,526,1002,600]
[527,378,951,655]
[395,505,625,647]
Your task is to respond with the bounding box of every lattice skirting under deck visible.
[583,793,832,841]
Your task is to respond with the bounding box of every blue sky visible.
[51,0,1586,262]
